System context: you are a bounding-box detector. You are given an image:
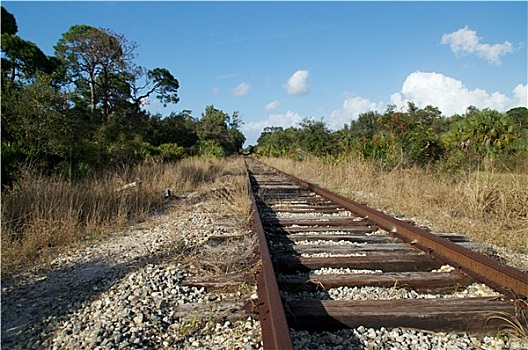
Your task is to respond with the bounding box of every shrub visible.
[156,143,185,162]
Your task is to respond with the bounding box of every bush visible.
[156,143,185,162]
[197,139,225,158]
[107,139,155,165]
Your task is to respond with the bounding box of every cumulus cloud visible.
[243,110,303,132]
[390,71,526,116]
[513,84,528,105]
[241,72,526,145]
[284,70,311,96]
[241,110,304,145]
[327,94,384,130]
[343,95,384,119]
[265,100,281,111]
[441,26,514,65]
[233,82,250,97]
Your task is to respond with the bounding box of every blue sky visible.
[3,1,527,145]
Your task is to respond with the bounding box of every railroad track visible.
[245,158,528,350]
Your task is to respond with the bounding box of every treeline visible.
[1,7,245,188]
[255,103,528,171]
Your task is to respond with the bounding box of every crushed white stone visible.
[1,196,262,350]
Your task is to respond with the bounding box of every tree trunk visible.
[89,72,96,114]
[101,68,110,124]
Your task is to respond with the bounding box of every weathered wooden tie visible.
[285,298,516,334]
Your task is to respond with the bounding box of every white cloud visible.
[241,110,304,145]
[243,110,303,132]
[265,100,281,111]
[390,71,526,116]
[233,82,250,97]
[513,84,528,106]
[284,70,311,96]
[211,87,221,96]
[328,94,385,130]
[342,94,384,121]
[241,72,526,145]
[441,26,514,65]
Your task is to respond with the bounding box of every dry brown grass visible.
[181,162,257,278]
[152,157,257,297]
[487,300,528,340]
[1,157,247,278]
[261,156,528,261]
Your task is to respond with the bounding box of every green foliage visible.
[256,127,296,157]
[1,6,18,35]
[197,105,245,156]
[54,25,137,123]
[1,140,35,188]
[255,103,527,173]
[439,108,522,171]
[361,131,397,166]
[352,111,381,140]
[1,9,201,189]
[197,139,226,158]
[507,107,528,152]
[147,68,180,107]
[145,111,198,151]
[156,143,185,162]
[298,118,335,157]
[443,109,518,155]
[507,107,528,132]
[1,75,75,183]
[129,67,181,113]
[256,119,337,159]
[106,139,154,165]
[1,33,54,85]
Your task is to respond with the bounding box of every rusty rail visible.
[259,160,528,299]
[245,159,293,350]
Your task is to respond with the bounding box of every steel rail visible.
[256,159,528,299]
[245,160,293,350]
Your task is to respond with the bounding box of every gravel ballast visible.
[1,188,262,350]
[268,208,528,349]
[2,176,527,349]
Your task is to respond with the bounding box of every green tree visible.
[131,68,180,112]
[351,111,382,139]
[1,9,190,183]
[197,106,245,156]
[226,111,246,154]
[1,6,18,35]
[1,75,75,183]
[506,107,528,153]
[55,25,137,123]
[297,118,335,157]
[396,103,444,166]
[256,127,296,156]
[146,111,198,149]
[1,7,55,86]
[506,107,528,135]
[442,109,518,169]
[463,110,516,153]
[256,120,336,159]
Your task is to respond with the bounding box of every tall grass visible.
[262,156,528,259]
[1,157,243,278]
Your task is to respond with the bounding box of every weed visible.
[486,299,528,340]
